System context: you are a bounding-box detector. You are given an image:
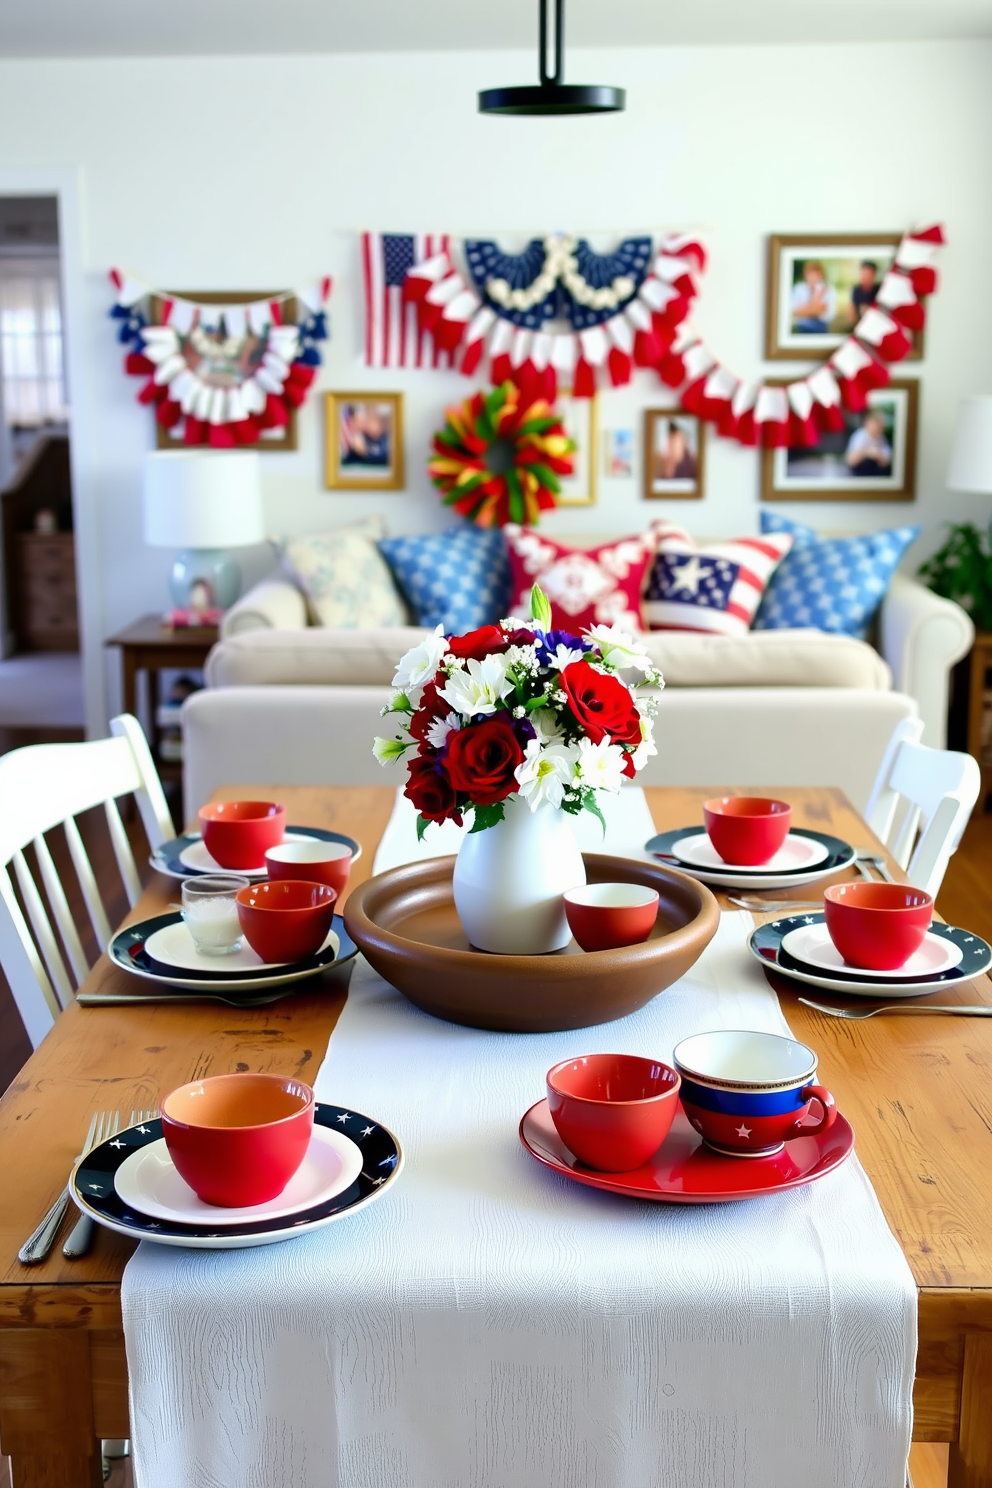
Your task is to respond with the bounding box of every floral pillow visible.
[274,516,408,629]
[642,521,793,637]
[503,526,654,633]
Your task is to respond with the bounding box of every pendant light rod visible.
[478,0,625,116]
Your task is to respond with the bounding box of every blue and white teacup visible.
[672,1029,837,1157]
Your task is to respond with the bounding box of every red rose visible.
[559,660,641,746]
[408,681,449,747]
[444,714,524,805]
[404,755,460,823]
[446,625,509,662]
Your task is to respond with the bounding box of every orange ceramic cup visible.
[823,881,933,971]
[546,1053,681,1171]
[265,840,353,898]
[236,879,337,964]
[563,883,659,952]
[199,801,286,870]
[161,1071,315,1207]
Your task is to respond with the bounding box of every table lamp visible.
[143,451,265,611]
[947,395,992,492]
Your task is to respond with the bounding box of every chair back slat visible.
[0,868,59,1045]
[105,799,142,908]
[110,714,173,851]
[12,850,73,1010]
[32,832,90,987]
[63,815,113,951]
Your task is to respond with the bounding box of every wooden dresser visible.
[15,530,78,651]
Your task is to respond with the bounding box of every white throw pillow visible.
[273,516,408,629]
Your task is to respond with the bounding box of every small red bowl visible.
[823,881,933,971]
[546,1053,681,1171]
[703,796,792,866]
[265,840,353,898]
[236,879,337,964]
[161,1071,315,1207]
[564,883,659,952]
[199,801,286,870]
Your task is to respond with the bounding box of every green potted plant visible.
[919,521,992,631]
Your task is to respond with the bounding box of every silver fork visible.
[63,1108,156,1259]
[854,849,896,884]
[799,997,992,1019]
[729,896,824,913]
[19,1110,118,1265]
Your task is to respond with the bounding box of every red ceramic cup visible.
[563,883,660,953]
[161,1071,315,1207]
[199,801,286,871]
[265,840,353,898]
[236,879,337,964]
[546,1053,681,1171]
[823,881,934,971]
[703,796,792,866]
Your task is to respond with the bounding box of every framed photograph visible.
[603,429,634,478]
[555,391,598,507]
[325,392,404,490]
[643,411,705,499]
[765,235,923,361]
[152,291,299,451]
[761,378,919,502]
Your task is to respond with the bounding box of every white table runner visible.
[123,788,916,1488]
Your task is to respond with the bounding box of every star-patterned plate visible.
[150,826,361,881]
[520,1100,855,1203]
[114,1125,364,1226]
[749,913,992,998]
[645,828,855,889]
[109,911,358,992]
[71,1106,402,1249]
[780,921,964,980]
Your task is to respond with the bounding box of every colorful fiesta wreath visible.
[428,381,575,528]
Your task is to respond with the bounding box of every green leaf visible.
[416,814,430,842]
[506,468,524,523]
[529,583,553,630]
[919,521,992,629]
[469,801,506,833]
[582,792,607,836]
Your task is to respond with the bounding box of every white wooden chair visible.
[0,714,173,1049]
[865,716,982,898]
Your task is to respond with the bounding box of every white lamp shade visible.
[143,451,265,549]
[947,396,992,493]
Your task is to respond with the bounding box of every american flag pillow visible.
[643,522,793,636]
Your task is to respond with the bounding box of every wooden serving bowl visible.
[344,853,720,1033]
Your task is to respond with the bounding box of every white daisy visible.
[576,736,628,793]
[438,654,513,718]
[515,740,578,810]
[392,625,449,694]
[530,707,565,746]
[585,623,652,674]
[425,712,460,750]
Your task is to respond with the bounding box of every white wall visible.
[0,39,988,732]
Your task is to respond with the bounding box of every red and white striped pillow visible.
[642,522,793,636]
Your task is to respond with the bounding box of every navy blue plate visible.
[646,827,853,880]
[110,911,358,988]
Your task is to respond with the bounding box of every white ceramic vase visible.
[452,793,587,955]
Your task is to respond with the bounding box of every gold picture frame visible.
[555,390,599,507]
[324,391,404,491]
[765,234,924,362]
[760,377,919,502]
[642,411,705,499]
[151,291,299,452]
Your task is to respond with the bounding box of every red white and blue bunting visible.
[361,225,944,449]
[108,271,332,447]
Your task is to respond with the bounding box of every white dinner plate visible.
[781,922,964,981]
[144,920,337,976]
[178,830,313,878]
[114,1126,364,1227]
[670,831,829,875]
[109,911,356,993]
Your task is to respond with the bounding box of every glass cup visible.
[181,874,250,956]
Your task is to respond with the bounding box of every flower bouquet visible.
[374,587,663,954]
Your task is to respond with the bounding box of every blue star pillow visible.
[379,525,512,634]
[753,513,921,639]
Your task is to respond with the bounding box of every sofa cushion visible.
[274,516,408,629]
[503,525,654,631]
[754,512,921,639]
[378,525,512,632]
[643,522,793,636]
[205,622,891,692]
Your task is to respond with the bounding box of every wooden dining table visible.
[0,783,991,1488]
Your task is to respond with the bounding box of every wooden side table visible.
[105,615,218,786]
[967,632,992,811]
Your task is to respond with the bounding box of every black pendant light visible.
[479,0,625,116]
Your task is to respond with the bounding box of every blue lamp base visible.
[169,548,242,611]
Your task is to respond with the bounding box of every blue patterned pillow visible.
[379,525,512,633]
[753,513,920,639]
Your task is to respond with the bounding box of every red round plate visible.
[519,1100,855,1203]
